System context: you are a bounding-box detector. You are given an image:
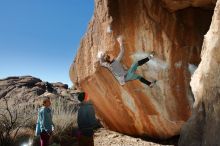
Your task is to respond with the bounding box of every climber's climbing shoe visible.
[149,51,155,59]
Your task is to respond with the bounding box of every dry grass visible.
[50,96,78,145]
[52,96,78,129]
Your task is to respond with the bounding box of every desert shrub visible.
[0,97,36,146]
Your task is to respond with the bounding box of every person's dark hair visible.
[77,92,85,102]
[104,54,111,62]
[42,97,50,106]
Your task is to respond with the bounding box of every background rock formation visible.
[70,0,215,138]
[179,0,220,145]
[0,76,78,113]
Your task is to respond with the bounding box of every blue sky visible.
[0,0,94,87]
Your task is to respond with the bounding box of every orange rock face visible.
[70,0,214,138]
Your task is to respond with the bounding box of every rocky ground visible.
[94,128,177,146]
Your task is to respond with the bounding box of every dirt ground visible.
[94,128,177,146]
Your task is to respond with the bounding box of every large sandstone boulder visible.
[70,0,215,138]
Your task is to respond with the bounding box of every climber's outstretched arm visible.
[116,36,124,62]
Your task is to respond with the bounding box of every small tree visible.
[0,97,35,146]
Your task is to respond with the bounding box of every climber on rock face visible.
[98,35,156,87]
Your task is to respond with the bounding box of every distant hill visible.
[0,75,79,115]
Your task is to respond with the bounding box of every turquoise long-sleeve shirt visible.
[35,107,54,136]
